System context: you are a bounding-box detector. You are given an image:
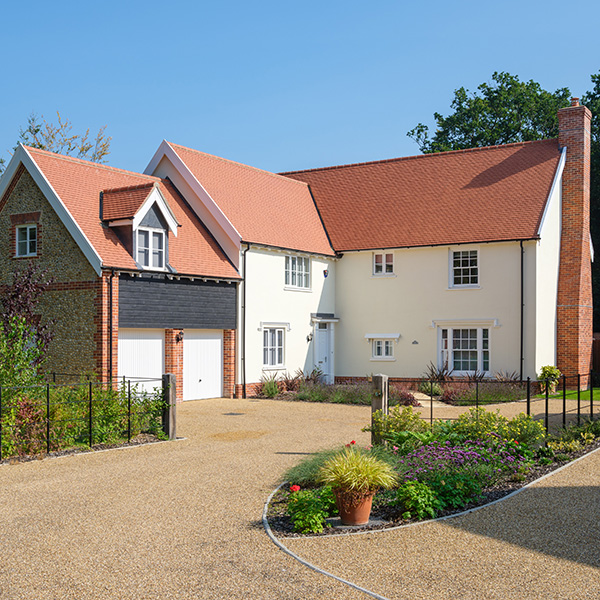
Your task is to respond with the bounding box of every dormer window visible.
[137,228,165,269]
[100,182,179,272]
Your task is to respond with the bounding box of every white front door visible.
[315,322,333,384]
[183,330,223,400]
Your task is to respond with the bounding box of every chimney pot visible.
[571,97,580,107]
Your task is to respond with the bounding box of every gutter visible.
[520,241,524,381]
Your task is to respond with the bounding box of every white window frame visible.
[285,255,311,290]
[439,326,490,375]
[135,227,167,270]
[16,224,37,257]
[449,248,479,288]
[373,252,394,276]
[371,339,395,360]
[263,327,285,368]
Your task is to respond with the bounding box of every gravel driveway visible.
[0,397,598,599]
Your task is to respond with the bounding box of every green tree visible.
[0,111,111,174]
[408,71,571,153]
[582,73,600,329]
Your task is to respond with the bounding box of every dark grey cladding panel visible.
[119,273,237,329]
[140,203,168,229]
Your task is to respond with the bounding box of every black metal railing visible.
[0,377,166,461]
[383,372,597,434]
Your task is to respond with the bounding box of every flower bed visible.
[266,407,600,536]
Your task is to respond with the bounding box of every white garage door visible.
[183,330,223,400]
[118,329,165,394]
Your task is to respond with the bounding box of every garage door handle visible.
[199,379,202,382]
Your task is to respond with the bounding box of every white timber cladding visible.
[118,329,165,394]
[183,330,223,400]
[535,163,563,373]
[334,242,541,380]
[239,247,336,385]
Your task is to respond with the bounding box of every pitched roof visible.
[25,147,239,279]
[282,139,561,252]
[101,182,155,221]
[168,143,335,256]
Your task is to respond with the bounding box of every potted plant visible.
[317,445,398,525]
[538,365,561,394]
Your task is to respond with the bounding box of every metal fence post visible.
[577,373,581,426]
[590,371,594,421]
[545,379,549,434]
[127,380,131,443]
[475,380,479,411]
[563,375,567,429]
[46,384,50,454]
[526,377,531,416]
[162,374,177,441]
[429,381,434,426]
[371,374,388,445]
[88,381,93,448]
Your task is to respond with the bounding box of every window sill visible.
[284,286,312,293]
[447,285,481,291]
[371,274,396,279]
[262,366,285,371]
[370,358,396,362]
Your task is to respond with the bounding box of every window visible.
[373,252,394,275]
[137,228,165,269]
[263,327,284,367]
[16,225,37,257]
[440,327,489,374]
[451,250,478,286]
[285,256,310,289]
[372,339,394,359]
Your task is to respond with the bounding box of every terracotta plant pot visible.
[335,489,375,525]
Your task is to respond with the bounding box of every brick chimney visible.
[556,97,593,378]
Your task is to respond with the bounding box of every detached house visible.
[0,98,592,399]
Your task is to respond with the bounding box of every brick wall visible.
[235,382,262,398]
[165,329,184,402]
[94,272,119,382]
[0,168,101,376]
[223,329,236,398]
[556,98,593,379]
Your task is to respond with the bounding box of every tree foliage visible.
[0,112,111,174]
[407,72,571,153]
[1,263,55,361]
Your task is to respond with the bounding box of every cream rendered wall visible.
[534,177,562,374]
[335,243,538,379]
[240,247,336,385]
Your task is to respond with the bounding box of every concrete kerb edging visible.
[262,445,600,598]
[262,483,392,600]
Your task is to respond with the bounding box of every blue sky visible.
[1,0,598,174]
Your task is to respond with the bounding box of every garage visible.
[183,330,223,400]
[118,329,165,394]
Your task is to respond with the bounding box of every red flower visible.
[290,484,301,492]
[345,440,357,447]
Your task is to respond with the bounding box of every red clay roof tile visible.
[25,147,239,279]
[283,139,561,252]
[101,182,155,221]
[168,143,335,256]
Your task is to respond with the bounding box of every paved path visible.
[0,398,598,599]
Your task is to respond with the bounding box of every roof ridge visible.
[280,138,558,175]
[103,182,156,194]
[24,145,160,181]
[167,141,309,187]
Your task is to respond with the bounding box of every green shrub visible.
[506,413,546,446]
[288,487,336,534]
[283,448,341,487]
[317,446,398,494]
[538,365,561,393]
[418,380,443,396]
[427,471,483,509]
[384,429,437,454]
[450,407,509,441]
[393,481,440,520]
[364,405,429,443]
[259,374,280,398]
